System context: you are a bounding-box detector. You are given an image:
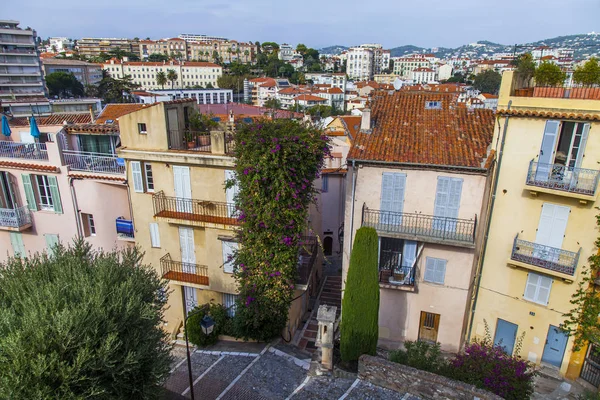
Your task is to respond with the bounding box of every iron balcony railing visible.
[115,217,134,239]
[63,150,125,174]
[0,205,31,228]
[379,249,416,286]
[167,129,212,152]
[160,253,209,286]
[362,206,476,244]
[526,160,600,197]
[297,236,318,285]
[510,234,580,276]
[0,141,48,160]
[152,191,238,225]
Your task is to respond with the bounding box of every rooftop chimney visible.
[89,105,95,123]
[360,108,371,133]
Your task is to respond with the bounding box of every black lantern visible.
[200,315,215,335]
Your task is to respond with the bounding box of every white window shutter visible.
[131,161,144,193]
[537,275,552,305]
[149,223,160,248]
[524,274,538,301]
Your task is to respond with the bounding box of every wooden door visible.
[418,311,440,343]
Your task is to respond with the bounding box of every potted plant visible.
[184,131,196,149]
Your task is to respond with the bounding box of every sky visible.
[5,0,600,49]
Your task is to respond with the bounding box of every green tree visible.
[472,70,502,94]
[156,71,167,89]
[445,72,466,83]
[166,69,178,89]
[296,44,308,55]
[534,62,567,86]
[264,98,282,109]
[217,74,252,93]
[341,227,380,362]
[94,70,140,103]
[148,53,169,62]
[205,82,214,89]
[0,240,171,399]
[45,71,84,98]
[513,53,536,86]
[212,50,222,64]
[573,57,600,85]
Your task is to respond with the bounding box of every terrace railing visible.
[0,205,31,228]
[153,191,238,225]
[526,160,600,197]
[0,141,48,160]
[160,253,209,286]
[63,150,125,174]
[511,234,580,276]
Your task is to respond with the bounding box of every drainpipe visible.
[466,100,512,342]
[348,160,358,260]
[69,177,83,239]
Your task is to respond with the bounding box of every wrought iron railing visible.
[526,160,600,196]
[153,191,238,225]
[0,205,31,228]
[378,249,416,286]
[362,206,476,244]
[63,150,125,174]
[297,236,318,285]
[160,253,209,285]
[167,129,212,152]
[510,234,580,276]
[0,141,48,160]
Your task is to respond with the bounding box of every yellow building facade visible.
[471,71,600,383]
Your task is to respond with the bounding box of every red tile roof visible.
[497,109,600,121]
[295,94,327,102]
[96,104,147,123]
[347,91,494,169]
[69,172,126,181]
[8,113,92,127]
[65,124,120,135]
[0,160,59,173]
[338,116,362,139]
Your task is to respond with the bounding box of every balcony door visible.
[0,171,17,210]
[535,120,560,182]
[173,165,192,213]
[179,227,196,275]
[433,177,463,232]
[534,203,569,262]
[225,170,239,218]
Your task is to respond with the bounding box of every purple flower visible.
[245,296,255,306]
[243,168,250,175]
[271,144,281,153]
[281,236,293,246]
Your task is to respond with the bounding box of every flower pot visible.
[187,141,195,149]
[198,135,210,146]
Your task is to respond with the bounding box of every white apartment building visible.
[347,46,374,81]
[133,88,233,105]
[304,72,347,90]
[393,57,432,78]
[279,43,295,61]
[178,33,228,42]
[437,64,453,81]
[411,67,437,84]
[102,59,222,90]
[46,37,74,53]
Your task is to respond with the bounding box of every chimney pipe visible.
[89,105,95,124]
[360,108,371,132]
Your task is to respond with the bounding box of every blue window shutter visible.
[380,173,406,213]
[47,176,63,214]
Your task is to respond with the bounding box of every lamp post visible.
[183,310,215,400]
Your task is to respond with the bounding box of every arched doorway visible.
[323,236,333,256]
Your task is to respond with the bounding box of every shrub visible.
[340,227,380,362]
[573,58,600,86]
[389,340,447,374]
[0,240,171,399]
[186,302,232,347]
[534,62,567,86]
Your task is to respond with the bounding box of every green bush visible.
[534,62,567,86]
[340,227,380,362]
[389,340,447,374]
[186,302,232,347]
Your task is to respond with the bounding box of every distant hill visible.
[321,33,600,60]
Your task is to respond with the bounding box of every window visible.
[222,240,239,273]
[149,222,161,247]
[223,293,238,317]
[36,175,54,210]
[82,213,96,237]
[138,123,147,134]
[144,163,154,192]
[425,101,442,109]
[524,272,552,305]
[424,257,447,284]
[378,237,417,285]
[321,175,329,192]
[10,232,25,257]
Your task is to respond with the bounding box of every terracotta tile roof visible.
[481,93,498,99]
[322,168,347,175]
[65,124,120,135]
[8,113,92,127]
[278,87,307,95]
[295,94,327,102]
[69,172,126,182]
[326,87,344,94]
[96,104,147,123]
[347,91,494,169]
[339,116,362,139]
[497,109,600,121]
[0,160,59,173]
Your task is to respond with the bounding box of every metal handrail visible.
[0,141,48,160]
[167,129,212,151]
[362,206,476,244]
[0,205,31,228]
[526,159,600,196]
[160,253,209,281]
[152,191,238,224]
[510,233,580,276]
[63,150,124,174]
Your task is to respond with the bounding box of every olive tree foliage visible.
[0,240,172,399]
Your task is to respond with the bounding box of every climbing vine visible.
[227,119,329,341]
[563,215,600,351]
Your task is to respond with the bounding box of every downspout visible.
[467,100,512,342]
[348,159,358,259]
[69,177,83,239]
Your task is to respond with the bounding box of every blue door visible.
[542,325,569,368]
[494,319,518,355]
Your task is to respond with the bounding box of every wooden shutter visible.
[9,232,25,257]
[225,170,238,217]
[524,273,539,302]
[537,275,552,305]
[434,259,447,284]
[47,176,62,214]
[447,178,463,219]
[149,223,160,248]
[380,173,394,211]
[535,203,569,249]
[535,120,561,182]
[131,161,144,193]
[434,177,450,218]
[21,174,37,211]
[45,234,59,256]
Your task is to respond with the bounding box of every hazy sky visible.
[5,0,599,49]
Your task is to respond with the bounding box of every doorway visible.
[493,318,518,355]
[323,235,333,256]
[541,325,569,368]
[418,311,440,343]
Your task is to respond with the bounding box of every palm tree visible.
[244,50,250,63]
[156,71,167,89]
[227,48,233,63]
[166,69,178,89]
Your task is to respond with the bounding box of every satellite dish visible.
[393,78,403,91]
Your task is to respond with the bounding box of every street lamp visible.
[184,310,216,400]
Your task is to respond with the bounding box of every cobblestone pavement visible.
[164,344,411,400]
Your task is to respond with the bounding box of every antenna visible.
[393,78,403,91]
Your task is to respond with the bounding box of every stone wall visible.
[358,355,503,400]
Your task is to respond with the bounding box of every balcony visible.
[0,141,48,161]
[362,206,476,248]
[153,191,238,227]
[167,129,212,152]
[0,206,32,231]
[115,217,134,242]
[513,84,600,101]
[160,253,209,286]
[509,234,580,280]
[525,160,599,201]
[63,150,125,175]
